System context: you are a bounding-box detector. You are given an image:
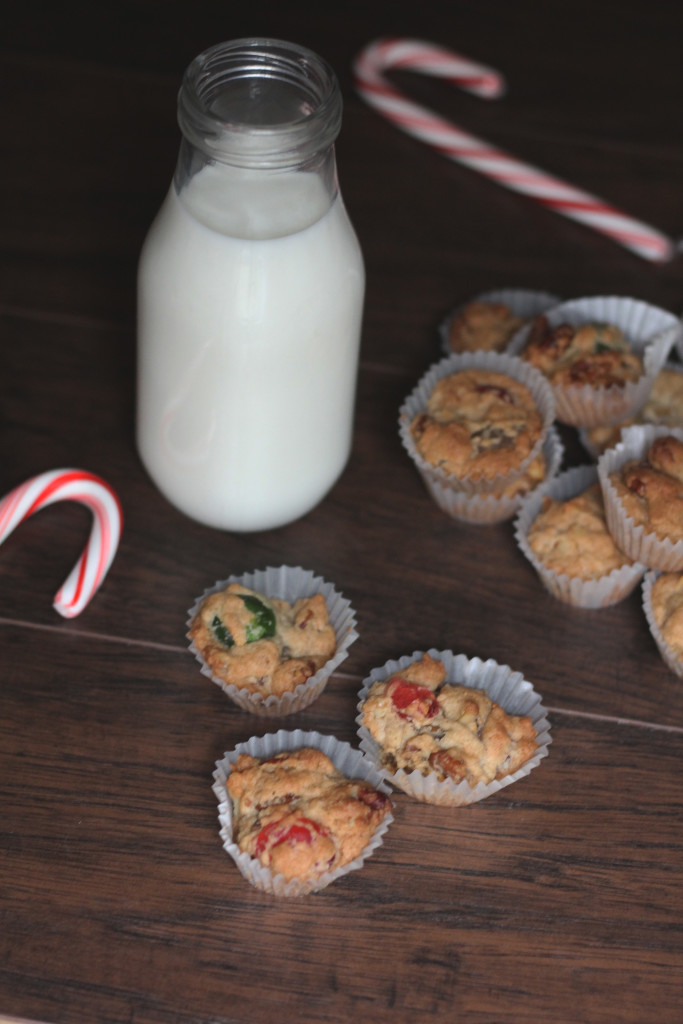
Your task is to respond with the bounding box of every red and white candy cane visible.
[354,38,676,263]
[0,469,123,618]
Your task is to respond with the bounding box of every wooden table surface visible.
[2,3,683,1022]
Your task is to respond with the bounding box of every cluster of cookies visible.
[444,291,678,432]
[516,430,683,673]
[428,288,683,650]
[190,570,549,894]
[407,289,680,524]
[199,291,681,895]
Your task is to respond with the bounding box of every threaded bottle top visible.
[177,38,343,169]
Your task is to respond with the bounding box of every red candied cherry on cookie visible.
[387,676,440,720]
[254,816,330,857]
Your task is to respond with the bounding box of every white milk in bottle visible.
[136,39,365,531]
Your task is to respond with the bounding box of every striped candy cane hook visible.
[0,469,123,618]
[354,38,676,263]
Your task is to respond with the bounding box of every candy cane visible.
[0,469,123,618]
[354,38,675,263]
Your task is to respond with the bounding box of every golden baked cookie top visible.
[585,368,683,455]
[609,435,683,543]
[521,317,642,389]
[410,368,544,482]
[189,584,336,696]
[360,654,537,786]
[226,747,392,883]
[650,572,683,660]
[448,301,525,353]
[527,482,633,579]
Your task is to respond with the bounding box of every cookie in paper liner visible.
[356,648,551,807]
[187,565,358,716]
[212,730,394,896]
[597,425,683,572]
[514,464,646,607]
[439,287,560,357]
[421,424,563,525]
[508,295,680,428]
[399,350,555,498]
[642,570,683,680]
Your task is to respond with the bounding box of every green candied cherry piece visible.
[210,595,276,648]
[211,615,234,648]
[240,595,276,642]
[591,322,625,354]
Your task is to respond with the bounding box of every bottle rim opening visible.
[177,38,343,168]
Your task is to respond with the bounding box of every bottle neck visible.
[172,39,343,237]
[173,144,340,240]
[176,38,342,171]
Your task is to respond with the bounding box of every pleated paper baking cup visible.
[579,360,683,460]
[421,425,563,525]
[598,425,683,571]
[642,570,683,680]
[187,566,358,716]
[212,730,394,896]
[439,287,560,356]
[514,464,646,607]
[399,351,556,497]
[507,295,680,428]
[355,648,551,806]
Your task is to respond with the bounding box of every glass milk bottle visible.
[136,39,365,531]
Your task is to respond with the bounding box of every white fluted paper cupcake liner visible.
[642,570,683,680]
[514,464,646,607]
[212,730,394,896]
[422,425,563,524]
[508,295,680,428]
[355,648,551,807]
[187,566,358,716]
[598,425,683,571]
[439,288,560,356]
[399,351,556,497]
[578,360,683,460]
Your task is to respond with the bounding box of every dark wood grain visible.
[2,3,683,1023]
[1,631,682,1024]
